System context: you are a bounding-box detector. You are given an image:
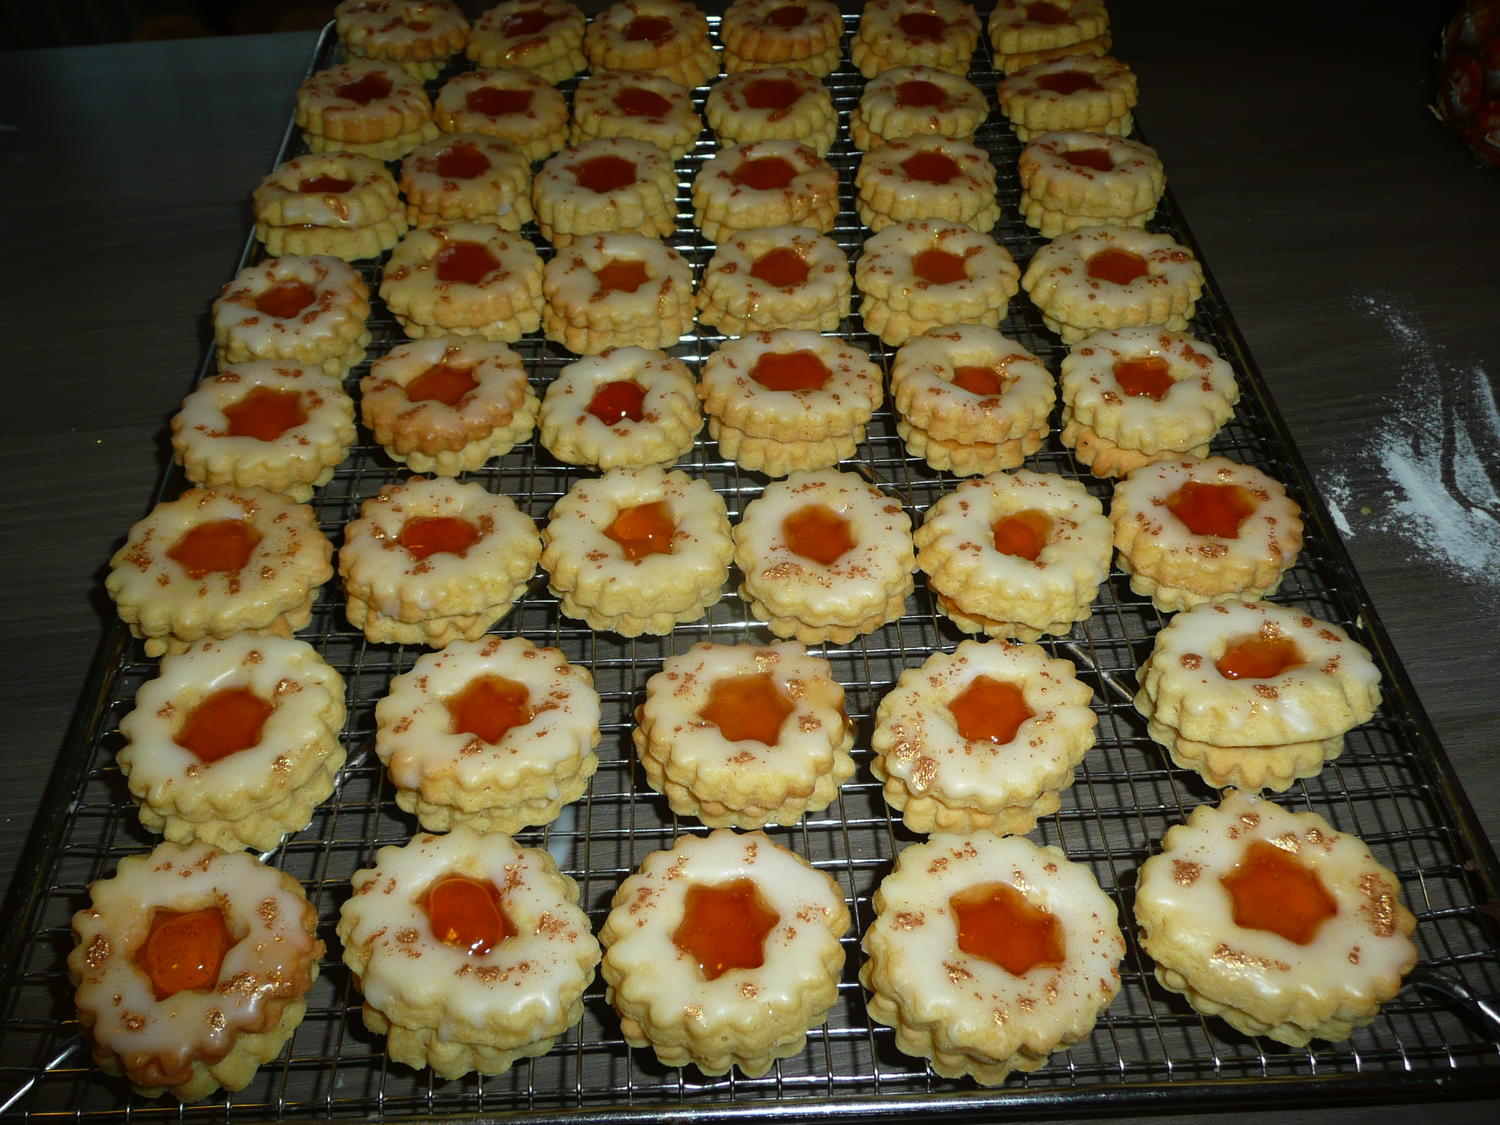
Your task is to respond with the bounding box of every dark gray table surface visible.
[1,3,1495,1121]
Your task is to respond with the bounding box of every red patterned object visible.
[1433,0,1500,165]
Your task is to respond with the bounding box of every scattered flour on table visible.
[1321,294,1500,599]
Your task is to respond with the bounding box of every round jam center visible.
[624,15,673,42]
[1220,839,1337,946]
[1036,69,1103,96]
[951,365,1005,397]
[673,878,781,981]
[135,906,235,1002]
[1166,480,1257,538]
[336,70,393,104]
[434,240,501,284]
[1087,247,1149,285]
[750,246,810,288]
[897,11,947,40]
[699,672,793,745]
[297,173,354,194]
[948,675,1033,746]
[594,258,651,293]
[1216,633,1305,680]
[466,85,534,117]
[224,386,307,441]
[253,279,317,319]
[445,674,533,743]
[901,150,962,185]
[606,499,676,560]
[587,379,647,424]
[421,874,513,956]
[912,247,967,285]
[1026,1,1070,25]
[730,155,798,190]
[436,141,492,179]
[750,348,830,391]
[1064,146,1116,172]
[745,77,802,111]
[766,5,809,29]
[896,79,948,108]
[399,515,480,560]
[951,882,1065,977]
[614,86,673,117]
[174,686,274,764]
[573,154,638,193]
[991,508,1053,561]
[1112,355,1174,400]
[783,503,855,565]
[168,519,260,578]
[406,360,479,405]
[501,9,558,37]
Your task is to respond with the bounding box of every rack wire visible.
[2,12,1498,1122]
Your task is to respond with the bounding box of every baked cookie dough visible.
[692,138,839,242]
[861,833,1124,1084]
[915,470,1112,641]
[850,0,982,79]
[541,231,696,354]
[986,0,1111,74]
[380,220,545,340]
[334,0,470,79]
[116,634,346,852]
[375,635,600,833]
[734,468,916,643]
[1059,327,1239,478]
[338,827,600,1078]
[295,57,439,159]
[584,0,721,89]
[69,842,322,1101]
[252,151,407,261]
[1021,223,1205,343]
[538,347,702,469]
[706,66,838,156]
[849,65,989,151]
[401,133,533,229]
[855,219,1020,346]
[719,0,844,76]
[1135,790,1418,1046]
[433,67,569,162]
[542,466,732,635]
[532,137,679,246]
[855,134,1000,233]
[466,0,586,83]
[696,225,851,336]
[872,639,1097,835]
[213,253,371,378]
[601,829,850,1075]
[1133,600,1383,791]
[996,53,1137,142]
[699,329,883,476]
[106,486,334,658]
[339,475,541,647]
[359,336,538,475]
[570,71,702,159]
[1018,130,1164,237]
[889,324,1054,476]
[1111,455,1303,612]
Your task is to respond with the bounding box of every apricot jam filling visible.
[445,674,534,743]
[297,174,354,195]
[951,365,1005,397]
[421,874,513,956]
[614,86,673,117]
[593,258,651,294]
[253,280,318,319]
[606,499,676,560]
[912,247,968,285]
[766,4,808,29]
[405,360,478,405]
[900,150,962,185]
[730,155,798,190]
[335,71,393,104]
[573,154,638,193]
[699,672,793,745]
[1035,70,1102,96]
[1025,1,1069,24]
[175,687,274,764]
[896,79,947,108]
[783,503,855,565]
[399,515,480,560]
[745,77,802,111]
[948,675,1033,745]
[897,11,947,40]
[1086,247,1149,285]
[135,906,236,1001]
[501,9,557,37]
[624,15,673,42]
[466,85,535,117]
[587,379,647,424]
[1063,146,1115,173]
[674,878,781,980]
[224,386,307,441]
[951,882,1065,977]
[1220,839,1337,945]
[1165,480,1257,539]
[168,519,261,578]
[990,508,1052,561]
[435,141,491,179]
[751,348,830,391]
[434,240,501,284]
[750,246,810,287]
[1112,355,1174,400]
[1215,633,1304,680]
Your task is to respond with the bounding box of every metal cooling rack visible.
[3,11,1499,1122]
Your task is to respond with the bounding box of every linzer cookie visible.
[532,137,678,246]
[433,68,569,162]
[1018,131,1165,237]
[541,231,696,354]
[849,65,989,151]
[705,66,838,156]
[466,0,586,83]
[335,0,470,79]
[584,0,720,89]
[213,253,371,377]
[987,0,1111,74]
[855,134,1000,232]
[537,347,701,469]
[850,0,982,79]
[719,0,844,76]
[400,133,533,229]
[570,71,702,159]
[295,57,439,159]
[252,151,407,261]
[692,138,839,242]
[996,53,1137,141]
[380,220,544,340]
[697,225,851,336]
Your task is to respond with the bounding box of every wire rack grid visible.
[2,11,1499,1123]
